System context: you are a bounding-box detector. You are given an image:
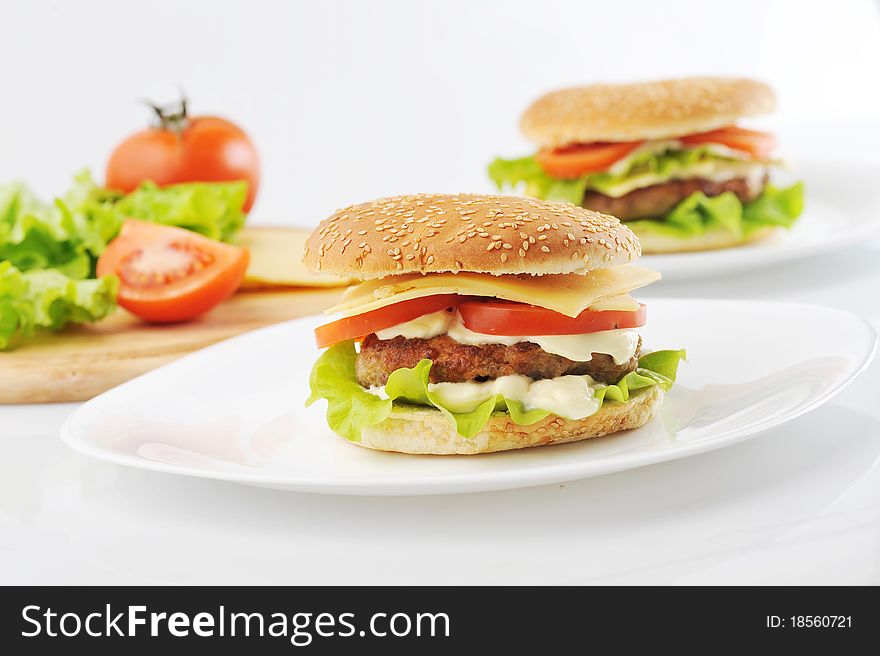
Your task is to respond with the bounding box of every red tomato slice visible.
[458,300,646,336]
[535,141,644,179]
[96,219,249,323]
[315,295,463,348]
[679,126,777,159]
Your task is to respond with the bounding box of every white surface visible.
[642,161,880,279]
[2,0,880,584]
[61,301,876,495]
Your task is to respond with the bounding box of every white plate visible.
[641,161,880,280]
[61,299,876,496]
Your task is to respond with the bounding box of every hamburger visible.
[304,193,683,455]
[489,77,804,254]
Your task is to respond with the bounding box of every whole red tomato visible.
[106,98,260,212]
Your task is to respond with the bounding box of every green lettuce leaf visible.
[0,261,117,350]
[0,181,94,278]
[113,179,247,242]
[0,171,248,279]
[626,183,804,239]
[488,155,587,205]
[307,340,685,441]
[306,340,394,441]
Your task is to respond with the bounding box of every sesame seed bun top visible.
[521,77,776,147]
[303,193,641,279]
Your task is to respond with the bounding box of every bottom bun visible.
[632,225,776,254]
[356,386,664,455]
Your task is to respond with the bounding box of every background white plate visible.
[61,299,877,495]
[641,161,880,280]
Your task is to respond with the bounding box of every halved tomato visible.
[458,300,646,336]
[314,294,462,348]
[535,141,644,179]
[96,219,249,323]
[679,126,777,159]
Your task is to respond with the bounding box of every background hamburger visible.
[304,193,684,455]
[489,77,804,254]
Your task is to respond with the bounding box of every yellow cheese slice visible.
[327,265,660,318]
[587,293,640,312]
[237,227,353,289]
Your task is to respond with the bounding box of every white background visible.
[2,0,879,223]
[2,0,880,585]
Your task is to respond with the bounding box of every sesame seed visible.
[500,252,508,263]
[541,245,550,253]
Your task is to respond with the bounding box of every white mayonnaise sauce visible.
[427,374,603,419]
[375,311,639,365]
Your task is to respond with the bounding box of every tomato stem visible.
[142,95,189,135]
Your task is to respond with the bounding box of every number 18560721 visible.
[766,616,852,629]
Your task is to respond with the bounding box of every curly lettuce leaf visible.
[306,340,394,441]
[488,156,587,205]
[0,261,117,350]
[626,183,804,239]
[0,171,248,279]
[113,179,247,242]
[0,182,93,278]
[307,340,685,441]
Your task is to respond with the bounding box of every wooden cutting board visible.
[0,286,344,404]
